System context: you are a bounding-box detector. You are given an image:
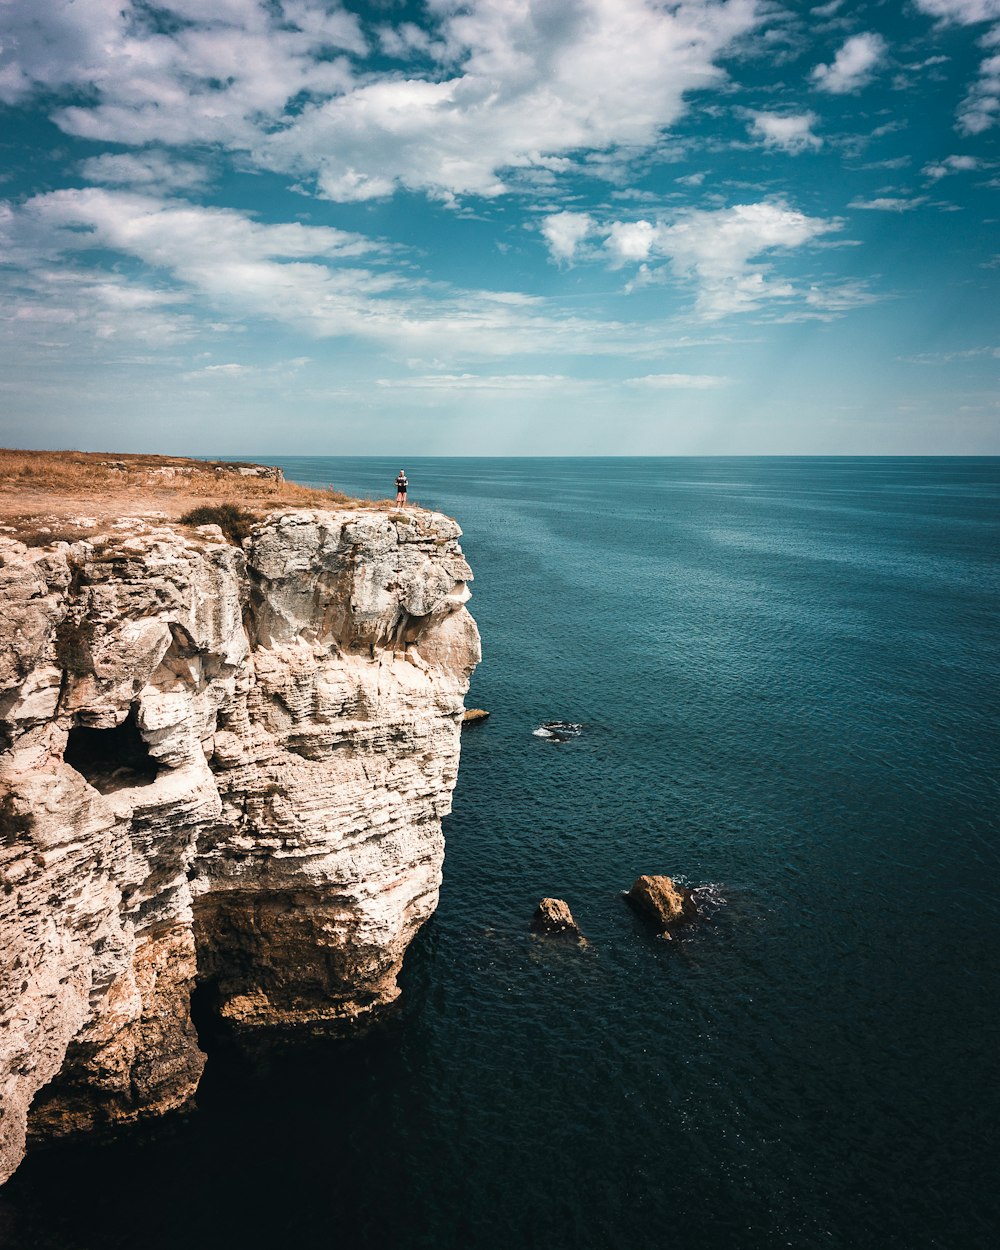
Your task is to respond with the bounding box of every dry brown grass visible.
[0,448,401,544]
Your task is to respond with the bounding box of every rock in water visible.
[462,708,490,725]
[530,897,584,939]
[624,875,698,933]
[532,720,582,741]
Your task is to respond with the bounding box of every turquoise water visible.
[2,458,998,1249]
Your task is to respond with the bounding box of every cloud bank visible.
[0,188,652,358]
[543,201,843,319]
[0,0,762,202]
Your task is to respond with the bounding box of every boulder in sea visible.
[532,720,582,742]
[624,874,698,934]
[462,708,490,726]
[530,897,584,940]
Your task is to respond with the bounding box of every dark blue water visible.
[3,458,998,1249]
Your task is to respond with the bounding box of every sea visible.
[2,457,998,1250]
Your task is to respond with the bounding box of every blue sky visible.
[1,0,998,455]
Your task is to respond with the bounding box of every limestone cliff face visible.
[0,507,479,1184]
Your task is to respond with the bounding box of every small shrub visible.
[55,616,94,676]
[10,522,97,547]
[179,503,257,545]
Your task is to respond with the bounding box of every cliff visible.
[0,504,480,1184]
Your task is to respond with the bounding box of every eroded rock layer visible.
[0,507,479,1183]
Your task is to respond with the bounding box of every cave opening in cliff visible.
[64,705,159,792]
[188,976,228,1058]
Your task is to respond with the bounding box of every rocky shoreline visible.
[0,502,480,1183]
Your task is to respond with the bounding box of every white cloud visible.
[0,264,198,347]
[182,355,312,382]
[1,0,762,203]
[748,110,822,152]
[913,2,1000,133]
[922,154,980,178]
[377,21,440,60]
[0,187,396,350]
[653,201,840,319]
[860,156,912,170]
[957,52,1000,132]
[802,281,881,315]
[605,220,659,265]
[849,196,927,211]
[265,0,762,200]
[376,374,578,391]
[0,188,657,359]
[913,1,1000,21]
[900,345,1000,362]
[563,202,842,319]
[541,212,594,264]
[811,32,887,93]
[0,0,128,106]
[79,151,212,192]
[184,363,256,379]
[626,373,731,388]
[14,186,376,269]
[0,0,364,148]
[378,370,735,393]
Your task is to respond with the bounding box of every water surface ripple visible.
[2,458,998,1249]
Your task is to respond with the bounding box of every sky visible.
[1,0,998,456]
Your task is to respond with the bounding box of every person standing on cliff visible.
[395,469,408,503]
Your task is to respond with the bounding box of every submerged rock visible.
[530,897,584,940]
[532,720,582,741]
[624,875,698,934]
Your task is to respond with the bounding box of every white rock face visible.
[0,508,479,1184]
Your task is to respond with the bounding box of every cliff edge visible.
[0,500,480,1183]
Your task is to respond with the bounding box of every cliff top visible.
[0,448,388,545]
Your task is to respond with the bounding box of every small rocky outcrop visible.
[462,708,489,725]
[624,875,697,934]
[532,721,582,741]
[530,897,584,939]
